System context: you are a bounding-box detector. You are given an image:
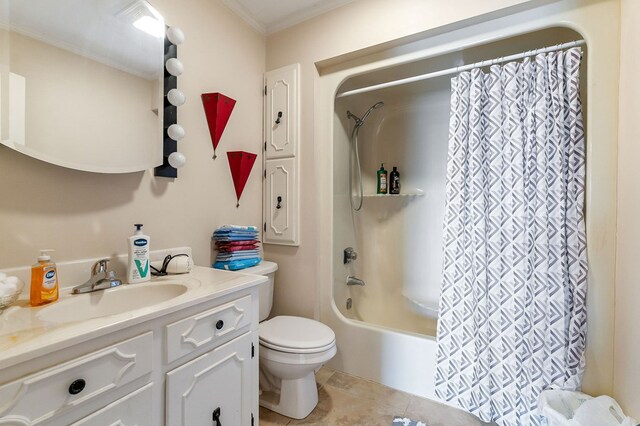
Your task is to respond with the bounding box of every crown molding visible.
[221,0,267,35]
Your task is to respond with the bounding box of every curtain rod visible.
[336,40,586,99]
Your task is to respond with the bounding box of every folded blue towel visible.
[213,226,258,237]
[216,225,259,232]
[213,258,261,271]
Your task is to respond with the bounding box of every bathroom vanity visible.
[0,267,264,425]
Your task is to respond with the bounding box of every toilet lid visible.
[259,316,335,352]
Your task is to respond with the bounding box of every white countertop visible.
[0,266,266,370]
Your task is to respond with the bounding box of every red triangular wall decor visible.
[201,92,236,159]
[227,151,257,207]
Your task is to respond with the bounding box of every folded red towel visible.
[215,240,260,246]
[217,245,259,252]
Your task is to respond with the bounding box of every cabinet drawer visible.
[166,295,252,364]
[70,383,153,426]
[0,332,152,425]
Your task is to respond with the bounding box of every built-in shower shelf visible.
[363,189,425,198]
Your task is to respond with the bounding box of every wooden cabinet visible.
[166,333,254,426]
[0,288,259,426]
[264,63,300,246]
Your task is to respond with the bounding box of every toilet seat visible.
[259,316,335,354]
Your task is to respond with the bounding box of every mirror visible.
[0,0,164,173]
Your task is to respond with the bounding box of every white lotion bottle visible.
[127,224,150,283]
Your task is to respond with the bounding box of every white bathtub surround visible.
[435,48,587,425]
[317,1,618,403]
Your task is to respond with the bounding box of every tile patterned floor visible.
[260,367,496,426]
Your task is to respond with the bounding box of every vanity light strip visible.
[155,30,179,178]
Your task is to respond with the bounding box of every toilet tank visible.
[240,261,278,321]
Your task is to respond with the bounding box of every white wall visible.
[0,0,265,270]
[613,0,640,418]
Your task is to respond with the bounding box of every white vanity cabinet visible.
[0,277,260,426]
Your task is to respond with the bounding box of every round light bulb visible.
[167,124,185,141]
[167,89,186,106]
[165,58,184,76]
[168,152,186,168]
[166,27,185,45]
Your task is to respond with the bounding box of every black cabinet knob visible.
[216,320,224,330]
[68,379,86,395]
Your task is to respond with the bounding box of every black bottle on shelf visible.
[390,166,401,194]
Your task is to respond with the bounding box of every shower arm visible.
[347,102,384,212]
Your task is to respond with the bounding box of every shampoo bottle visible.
[127,224,150,284]
[390,166,401,194]
[377,163,388,194]
[30,249,58,306]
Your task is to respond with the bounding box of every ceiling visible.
[222,0,356,35]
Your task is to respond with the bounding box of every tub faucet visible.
[346,276,365,286]
[72,259,122,294]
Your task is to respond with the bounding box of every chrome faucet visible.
[346,276,365,286]
[72,259,122,294]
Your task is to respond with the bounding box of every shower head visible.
[361,101,384,122]
[347,101,384,127]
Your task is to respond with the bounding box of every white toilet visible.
[241,261,336,419]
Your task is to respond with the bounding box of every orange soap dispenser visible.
[30,249,59,306]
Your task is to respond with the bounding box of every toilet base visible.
[259,370,318,419]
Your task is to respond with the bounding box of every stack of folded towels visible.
[212,225,261,271]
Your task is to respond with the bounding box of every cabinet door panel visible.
[264,158,299,245]
[264,64,299,159]
[166,333,252,426]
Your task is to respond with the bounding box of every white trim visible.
[220,0,267,35]
[266,0,357,35]
[222,0,356,35]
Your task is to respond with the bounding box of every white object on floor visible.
[538,390,638,426]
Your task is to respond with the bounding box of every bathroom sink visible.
[37,282,189,324]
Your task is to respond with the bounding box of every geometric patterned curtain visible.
[434,47,587,426]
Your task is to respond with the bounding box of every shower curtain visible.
[434,47,587,426]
